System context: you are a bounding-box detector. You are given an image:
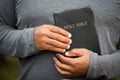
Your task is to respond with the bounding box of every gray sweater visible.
[0,0,120,80]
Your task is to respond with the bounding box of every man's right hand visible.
[34,24,72,53]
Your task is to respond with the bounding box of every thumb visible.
[65,48,84,57]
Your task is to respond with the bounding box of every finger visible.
[49,25,72,38]
[54,63,72,77]
[65,48,85,57]
[44,43,66,53]
[56,54,73,65]
[46,38,70,49]
[53,57,72,71]
[48,32,72,44]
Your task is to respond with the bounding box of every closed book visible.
[53,7,100,55]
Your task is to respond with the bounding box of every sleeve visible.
[0,0,39,58]
[87,50,120,79]
[0,23,39,58]
[87,1,120,79]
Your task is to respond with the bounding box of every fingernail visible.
[53,57,56,60]
[69,39,72,44]
[68,33,72,38]
[63,49,66,53]
[56,53,58,56]
[65,52,69,56]
[67,45,70,49]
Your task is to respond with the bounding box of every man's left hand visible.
[53,48,90,78]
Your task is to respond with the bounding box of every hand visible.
[34,24,72,53]
[53,48,90,78]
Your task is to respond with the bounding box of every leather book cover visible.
[53,7,101,55]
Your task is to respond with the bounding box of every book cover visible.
[53,7,100,55]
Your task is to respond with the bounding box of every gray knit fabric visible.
[0,0,120,80]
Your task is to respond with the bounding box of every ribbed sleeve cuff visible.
[18,28,39,58]
[86,51,99,79]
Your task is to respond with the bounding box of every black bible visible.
[53,7,101,55]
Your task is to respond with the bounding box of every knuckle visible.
[40,37,48,43]
[42,24,49,28]
[60,71,66,75]
[57,43,67,49]
[55,33,64,41]
[65,32,68,36]
[52,33,58,39]
[74,62,79,66]
[57,48,65,53]
[63,38,69,43]
[59,37,70,44]
[71,62,75,67]
[39,29,48,36]
[67,38,71,44]
[39,43,47,50]
[42,30,49,36]
[65,44,69,49]
[52,48,59,52]
[48,46,55,51]
[52,26,58,31]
